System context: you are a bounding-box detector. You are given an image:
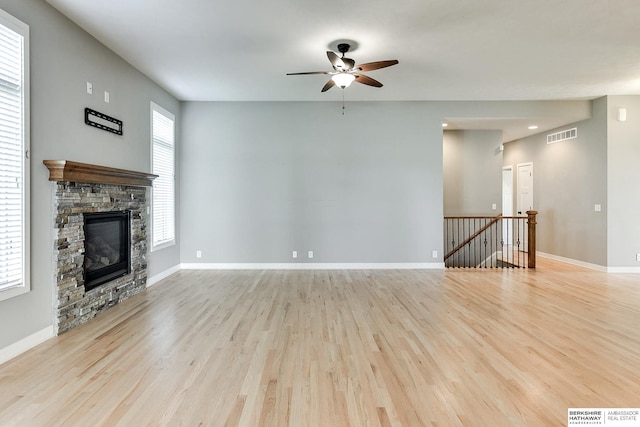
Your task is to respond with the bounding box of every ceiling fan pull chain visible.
[342,90,346,115]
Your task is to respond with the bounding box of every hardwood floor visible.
[1,261,639,426]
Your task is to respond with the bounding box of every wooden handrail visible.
[444,215,502,261]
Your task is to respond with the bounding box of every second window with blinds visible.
[150,102,176,250]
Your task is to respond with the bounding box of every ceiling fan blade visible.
[355,60,399,72]
[321,79,336,92]
[327,51,345,70]
[286,71,331,75]
[342,57,355,70]
[354,74,383,88]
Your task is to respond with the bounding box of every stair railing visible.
[444,211,537,268]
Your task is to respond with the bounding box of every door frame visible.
[502,166,514,245]
[516,162,533,214]
[516,162,533,251]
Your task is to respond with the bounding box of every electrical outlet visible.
[196,250,202,258]
[432,250,438,258]
[636,253,640,262]
[292,250,297,259]
[492,203,497,210]
[308,250,314,259]
[86,82,93,94]
[594,204,602,212]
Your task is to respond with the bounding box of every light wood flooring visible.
[1,259,639,426]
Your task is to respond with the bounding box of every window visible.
[150,102,175,250]
[0,8,29,301]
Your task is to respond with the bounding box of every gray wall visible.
[503,97,608,266]
[180,102,443,264]
[0,0,180,349]
[443,130,503,216]
[180,101,591,265]
[607,95,640,267]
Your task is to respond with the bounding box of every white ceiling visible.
[45,0,640,139]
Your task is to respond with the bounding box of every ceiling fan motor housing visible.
[337,43,351,54]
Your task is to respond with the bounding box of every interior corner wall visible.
[502,97,608,266]
[443,130,503,216]
[179,101,443,264]
[0,0,180,350]
[606,95,640,268]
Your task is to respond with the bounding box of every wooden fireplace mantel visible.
[43,160,158,187]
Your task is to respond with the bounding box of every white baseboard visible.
[147,264,181,287]
[537,252,607,272]
[0,326,55,366]
[180,262,444,270]
[606,266,640,273]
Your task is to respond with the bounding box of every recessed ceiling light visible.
[528,125,538,130]
[442,123,448,127]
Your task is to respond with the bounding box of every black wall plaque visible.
[84,108,123,135]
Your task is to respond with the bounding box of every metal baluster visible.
[516,218,520,268]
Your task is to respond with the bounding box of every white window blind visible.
[151,103,175,249]
[0,8,29,300]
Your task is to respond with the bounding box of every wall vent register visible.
[547,127,577,144]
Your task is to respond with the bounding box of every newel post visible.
[526,210,538,268]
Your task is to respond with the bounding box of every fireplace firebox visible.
[83,211,131,291]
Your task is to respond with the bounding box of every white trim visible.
[150,101,176,252]
[180,262,444,270]
[516,161,534,212]
[0,284,30,302]
[537,252,640,273]
[151,240,175,253]
[606,267,640,273]
[537,252,607,272]
[147,264,181,287]
[0,326,54,366]
[0,10,30,301]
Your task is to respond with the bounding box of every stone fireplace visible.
[44,160,157,334]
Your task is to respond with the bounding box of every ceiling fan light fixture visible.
[332,73,355,88]
[287,43,397,92]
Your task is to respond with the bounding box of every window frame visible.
[150,101,176,251]
[0,8,30,302]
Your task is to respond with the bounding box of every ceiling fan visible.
[287,43,399,92]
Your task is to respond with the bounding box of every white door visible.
[502,166,513,245]
[517,162,533,251]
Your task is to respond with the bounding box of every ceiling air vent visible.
[547,127,577,144]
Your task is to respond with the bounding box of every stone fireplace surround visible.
[44,161,157,334]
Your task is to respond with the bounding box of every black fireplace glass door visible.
[83,211,131,290]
